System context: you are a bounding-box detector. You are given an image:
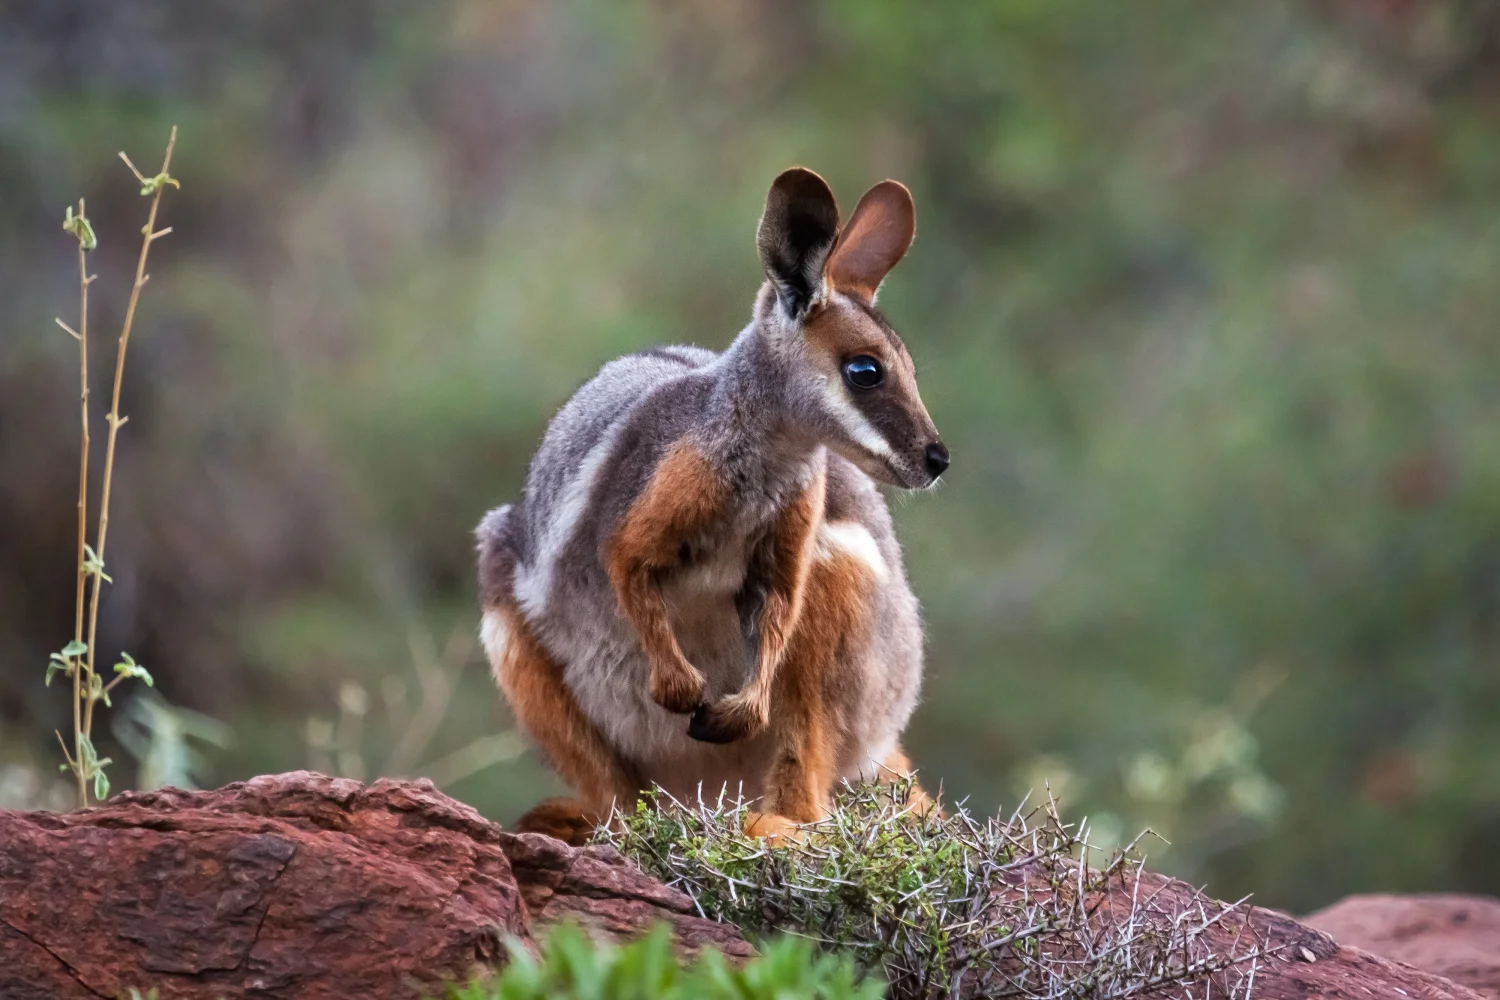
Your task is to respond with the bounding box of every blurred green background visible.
[4,0,1500,914]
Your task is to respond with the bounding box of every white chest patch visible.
[816,521,889,582]
[480,609,511,673]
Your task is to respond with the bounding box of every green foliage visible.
[113,691,232,792]
[61,204,96,251]
[46,640,88,687]
[81,544,110,583]
[112,652,154,688]
[72,732,112,801]
[444,923,881,1000]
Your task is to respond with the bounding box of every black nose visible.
[924,442,950,479]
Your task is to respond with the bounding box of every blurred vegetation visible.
[3,0,1500,913]
[442,924,881,1000]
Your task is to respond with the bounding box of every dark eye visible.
[842,355,883,391]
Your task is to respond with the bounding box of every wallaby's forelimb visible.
[689,460,826,744]
[607,443,728,715]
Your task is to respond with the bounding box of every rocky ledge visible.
[0,771,1490,999]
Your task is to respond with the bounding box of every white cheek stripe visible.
[816,293,895,461]
[513,418,628,617]
[822,379,894,459]
[816,520,890,582]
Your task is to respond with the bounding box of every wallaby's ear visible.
[825,180,915,301]
[757,167,840,318]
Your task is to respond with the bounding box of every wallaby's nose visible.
[924,442,950,479]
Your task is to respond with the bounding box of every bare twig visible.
[51,131,177,807]
[81,127,177,756]
[64,198,92,806]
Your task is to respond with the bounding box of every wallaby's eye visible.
[842,355,883,391]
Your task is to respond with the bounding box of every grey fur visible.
[477,178,942,805]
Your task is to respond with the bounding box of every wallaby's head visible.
[754,167,948,489]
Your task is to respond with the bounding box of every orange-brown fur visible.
[489,599,641,821]
[513,796,600,845]
[758,520,880,824]
[802,303,924,418]
[503,506,934,841]
[605,443,729,714]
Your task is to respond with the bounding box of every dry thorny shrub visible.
[604,776,1273,1000]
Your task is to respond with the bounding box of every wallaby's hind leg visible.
[514,797,599,846]
[748,537,876,839]
[482,602,642,829]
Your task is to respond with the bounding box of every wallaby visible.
[476,167,949,843]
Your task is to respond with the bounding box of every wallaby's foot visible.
[878,747,944,820]
[686,692,768,744]
[906,783,944,820]
[650,660,707,715]
[744,811,807,845]
[514,797,601,846]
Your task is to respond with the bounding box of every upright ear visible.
[757,167,840,319]
[825,180,915,301]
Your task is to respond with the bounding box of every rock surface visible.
[0,772,747,1000]
[1305,894,1500,999]
[0,771,1485,1000]
[962,857,1485,1000]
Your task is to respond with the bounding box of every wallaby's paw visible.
[650,661,706,715]
[686,694,767,744]
[906,784,945,820]
[743,811,806,845]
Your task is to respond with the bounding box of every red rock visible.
[1305,894,1500,999]
[0,772,1483,1000]
[497,830,753,962]
[0,772,748,999]
[955,859,1483,1000]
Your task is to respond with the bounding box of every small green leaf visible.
[94,765,110,801]
[62,204,98,251]
[114,652,154,688]
[46,641,87,686]
[140,173,180,196]
[82,544,113,583]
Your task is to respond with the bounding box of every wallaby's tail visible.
[476,504,516,609]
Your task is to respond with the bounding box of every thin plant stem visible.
[70,198,92,808]
[81,127,177,785]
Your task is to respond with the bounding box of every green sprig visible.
[62,204,97,251]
